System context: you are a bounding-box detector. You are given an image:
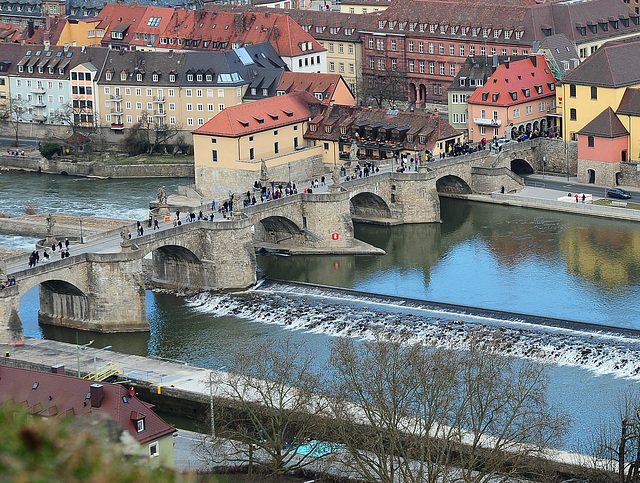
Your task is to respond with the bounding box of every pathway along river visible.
[3,171,640,450]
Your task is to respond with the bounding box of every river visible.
[2,171,640,451]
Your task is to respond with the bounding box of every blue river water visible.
[2,171,640,450]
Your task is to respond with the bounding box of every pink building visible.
[466,56,557,143]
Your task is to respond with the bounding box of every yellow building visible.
[339,0,391,14]
[192,91,325,202]
[57,18,102,47]
[557,37,640,147]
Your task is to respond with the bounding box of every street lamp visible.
[288,162,291,185]
[79,215,83,244]
[76,339,94,377]
[209,366,226,438]
[93,345,112,381]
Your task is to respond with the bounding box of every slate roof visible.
[577,106,628,138]
[449,55,528,93]
[193,90,321,137]
[0,365,175,445]
[467,56,556,107]
[99,49,189,86]
[617,88,640,117]
[304,104,460,149]
[67,0,202,18]
[366,0,640,47]
[561,37,640,88]
[280,9,368,42]
[1,45,108,80]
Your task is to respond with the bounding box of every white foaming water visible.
[185,286,640,380]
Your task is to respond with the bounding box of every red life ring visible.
[332,233,339,240]
[333,261,340,269]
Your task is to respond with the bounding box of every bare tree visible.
[49,102,101,157]
[120,111,183,156]
[200,337,330,477]
[360,68,408,109]
[328,335,568,483]
[587,389,640,482]
[0,97,28,147]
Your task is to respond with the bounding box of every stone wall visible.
[0,155,194,178]
[619,162,640,187]
[471,167,524,194]
[195,152,325,203]
[577,159,620,187]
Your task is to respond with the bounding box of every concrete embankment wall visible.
[0,154,194,178]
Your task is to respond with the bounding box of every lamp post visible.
[288,162,291,185]
[209,365,226,438]
[542,154,546,178]
[93,345,112,381]
[76,339,94,377]
[79,215,83,244]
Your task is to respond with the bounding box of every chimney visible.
[27,20,34,38]
[492,55,498,68]
[505,61,510,69]
[235,12,244,33]
[51,364,64,375]
[531,56,537,68]
[45,16,51,32]
[90,383,105,408]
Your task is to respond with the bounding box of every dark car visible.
[607,188,632,199]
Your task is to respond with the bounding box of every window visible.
[419,61,425,73]
[147,102,153,110]
[378,59,385,70]
[526,105,533,115]
[429,62,435,74]
[450,64,456,76]
[170,117,176,124]
[125,88,131,95]
[588,136,594,147]
[409,60,414,72]
[136,419,145,433]
[376,38,384,50]
[569,84,576,97]
[208,104,214,111]
[449,44,455,55]
[169,103,175,111]
[197,103,203,111]
[460,45,465,56]
[126,115,132,123]
[136,102,142,110]
[349,63,355,73]
[211,150,218,162]
[136,88,142,97]
[274,142,279,154]
[369,37,374,49]
[197,89,203,97]
[187,104,193,111]
[591,86,597,100]
[339,63,345,72]
[391,39,396,51]
[330,62,335,72]
[419,42,424,53]
[440,63,445,75]
[339,44,344,53]
[168,89,174,97]
[408,41,414,52]
[439,43,444,54]
[126,101,131,109]
[186,89,192,97]
[539,102,546,112]
[452,94,458,103]
[570,108,577,121]
[218,104,225,111]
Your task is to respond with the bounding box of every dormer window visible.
[522,88,530,97]
[187,74,193,81]
[504,30,512,39]
[310,123,317,132]
[535,84,543,94]
[482,92,489,101]
[515,31,523,39]
[136,73,142,82]
[510,91,517,101]
[419,135,426,144]
[131,412,146,433]
[482,28,489,37]
[197,74,203,81]
[493,29,500,38]
[325,125,332,133]
[206,74,212,81]
[58,68,64,75]
[121,72,127,81]
[440,25,447,34]
[450,26,457,34]
[378,20,384,28]
[409,23,414,31]
[152,73,158,82]
[106,72,112,81]
[419,23,425,32]
[492,93,499,102]
[472,28,478,37]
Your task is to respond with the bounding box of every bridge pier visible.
[0,286,23,344]
[38,256,149,333]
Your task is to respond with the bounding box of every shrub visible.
[40,142,61,160]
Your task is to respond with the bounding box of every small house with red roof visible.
[0,365,176,468]
[466,56,557,143]
[276,72,354,106]
[192,90,324,201]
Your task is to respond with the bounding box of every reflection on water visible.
[258,199,640,326]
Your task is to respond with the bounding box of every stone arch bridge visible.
[1,141,553,343]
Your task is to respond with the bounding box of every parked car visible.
[496,138,514,147]
[607,188,632,199]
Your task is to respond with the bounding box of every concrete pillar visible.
[0,286,23,344]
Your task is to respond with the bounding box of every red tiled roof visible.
[277,72,346,104]
[0,366,175,445]
[193,90,321,137]
[96,4,148,41]
[467,56,556,107]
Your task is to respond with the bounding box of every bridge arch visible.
[254,215,305,246]
[148,243,209,290]
[350,192,392,220]
[435,175,472,194]
[511,158,534,175]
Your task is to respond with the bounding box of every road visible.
[523,174,640,200]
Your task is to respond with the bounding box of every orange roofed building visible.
[466,56,558,143]
[0,365,176,468]
[93,5,326,73]
[192,90,324,201]
[276,71,354,105]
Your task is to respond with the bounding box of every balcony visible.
[31,100,46,108]
[110,94,122,101]
[153,110,166,117]
[153,96,165,103]
[32,113,47,122]
[473,117,502,127]
[110,107,123,115]
[31,86,46,94]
